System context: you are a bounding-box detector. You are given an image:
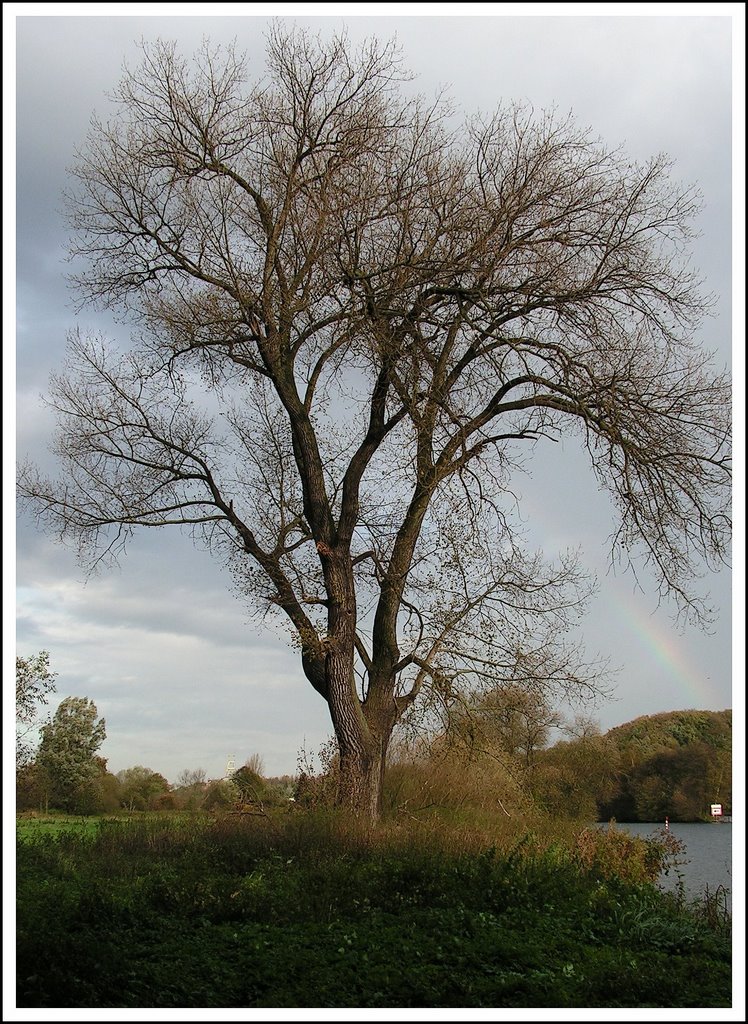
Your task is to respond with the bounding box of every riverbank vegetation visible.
[16,811,731,1009]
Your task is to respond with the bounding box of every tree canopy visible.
[116,765,171,811]
[35,696,107,812]
[19,27,731,820]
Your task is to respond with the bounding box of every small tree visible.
[116,765,171,811]
[232,759,269,805]
[444,683,563,782]
[19,28,731,821]
[532,717,621,819]
[16,652,57,769]
[294,736,340,809]
[91,766,123,814]
[36,697,106,812]
[203,778,239,811]
[173,767,207,810]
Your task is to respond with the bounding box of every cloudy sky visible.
[8,6,743,787]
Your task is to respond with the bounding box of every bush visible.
[573,821,687,885]
[203,779,239,811]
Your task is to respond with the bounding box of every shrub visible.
[573,821,687,885]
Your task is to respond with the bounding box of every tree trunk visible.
[336,728,390,825]
[314,543,393,824]
[324,644,388,824]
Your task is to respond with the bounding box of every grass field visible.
[16,814,104,842]
[16,811,731,1009]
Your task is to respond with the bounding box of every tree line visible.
[15,652,296,814]
[381,690,731,824]
[17,651,729,822]
[593,709,732,822]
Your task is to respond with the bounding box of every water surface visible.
[601,821,732,906]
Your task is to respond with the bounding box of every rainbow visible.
[517,479,728,710]
[605,592,720,708]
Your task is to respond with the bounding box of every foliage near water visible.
[598,709,732,822]
[16,811,730,1009]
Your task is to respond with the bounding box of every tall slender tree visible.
[36,697,107,812]
[20,28,730,821]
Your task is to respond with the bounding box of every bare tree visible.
[19,28,730,822]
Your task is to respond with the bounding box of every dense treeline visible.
[17,705,731,824]
[16,757,297,817]
[375,704,731,826]
[16,650,730,823]
[595,710,732,822]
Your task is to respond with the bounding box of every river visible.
[600,821,732,907]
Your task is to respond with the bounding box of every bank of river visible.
[601,821,732,907]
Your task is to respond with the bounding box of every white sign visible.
[710,803,723,817]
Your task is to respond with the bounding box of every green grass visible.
[16,811,731,1008]
[16,814,104,842]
